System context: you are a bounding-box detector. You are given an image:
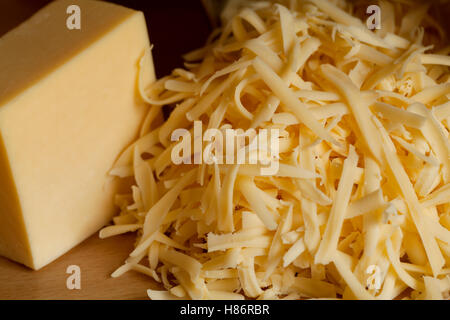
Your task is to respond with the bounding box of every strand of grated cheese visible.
[315,146,358,264]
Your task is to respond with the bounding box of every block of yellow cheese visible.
[0,0,155,269]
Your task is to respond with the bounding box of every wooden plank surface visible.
[0,234,160,300]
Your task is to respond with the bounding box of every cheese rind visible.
[0,0,155,269]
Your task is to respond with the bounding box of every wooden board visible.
[0,234,160,300]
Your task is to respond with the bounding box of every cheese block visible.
[0,0,155,269]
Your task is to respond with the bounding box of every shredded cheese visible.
[102,0,450,300]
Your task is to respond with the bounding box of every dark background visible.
[0,0,213,78]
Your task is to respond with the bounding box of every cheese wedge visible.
[0,0,155,269]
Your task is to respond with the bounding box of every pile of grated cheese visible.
[101,0,450,300]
